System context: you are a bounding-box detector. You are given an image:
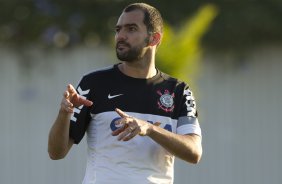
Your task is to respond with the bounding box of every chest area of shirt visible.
[91,83,178,117]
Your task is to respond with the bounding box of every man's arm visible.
[48,110,74,160]
[48,84,93,160]
[112,108,202,164]
[147,125,202,164]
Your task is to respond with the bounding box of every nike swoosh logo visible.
[108,94,123,99]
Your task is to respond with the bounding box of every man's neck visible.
[118,54,157,79]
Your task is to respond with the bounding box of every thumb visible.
[115,108,129,118]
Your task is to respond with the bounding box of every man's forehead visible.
[116,10,145,27]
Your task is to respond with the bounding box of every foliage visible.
[157,4,218,83]
[0,0,281,50]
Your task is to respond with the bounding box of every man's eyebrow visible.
[115,23,138,28]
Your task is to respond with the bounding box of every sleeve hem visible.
[176,124,202,136]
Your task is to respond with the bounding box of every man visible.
[48,3,202,184]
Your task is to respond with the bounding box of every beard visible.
[115,38,149,62]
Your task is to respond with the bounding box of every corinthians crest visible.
[157,90,175,112]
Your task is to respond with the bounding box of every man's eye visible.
[129,27,137,32]
[115,28,120,33]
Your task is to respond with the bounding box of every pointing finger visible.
[67,84,77,95]
[71,93,93,107]
[77,96,93,106]
[115,108,129,118]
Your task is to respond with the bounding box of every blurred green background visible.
[1,1,282,184]
[1,0,282,49]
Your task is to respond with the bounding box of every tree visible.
[157,4,218,83]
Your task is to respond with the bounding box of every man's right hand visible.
[60,84,93,113]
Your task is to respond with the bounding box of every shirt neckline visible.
[114,63,161,83]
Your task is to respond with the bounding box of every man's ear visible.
[148,32,161,46]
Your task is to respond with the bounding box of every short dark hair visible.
[123,3,163,34]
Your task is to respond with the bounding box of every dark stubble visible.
[116,37,149,62]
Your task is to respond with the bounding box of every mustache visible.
[116,41,131,48]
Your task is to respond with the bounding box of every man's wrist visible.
[146,123,155,136]
[59,108,72,117]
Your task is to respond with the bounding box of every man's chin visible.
[116,53,133,62]
[117,58,135,62]
[116,50,140,62]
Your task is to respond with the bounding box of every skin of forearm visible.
[48,110,73,160]
[147,124,202,164]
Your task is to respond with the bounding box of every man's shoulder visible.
[77,65,117,87]
[159,71,186,86]
[83,65,116,78]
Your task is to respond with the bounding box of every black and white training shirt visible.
[69,64,201,184]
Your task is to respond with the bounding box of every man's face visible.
[115,10,150,62]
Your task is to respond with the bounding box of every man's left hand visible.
[112,108,160,141]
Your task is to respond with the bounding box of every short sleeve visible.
[176,84,201,136]
[69,76,92,144]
